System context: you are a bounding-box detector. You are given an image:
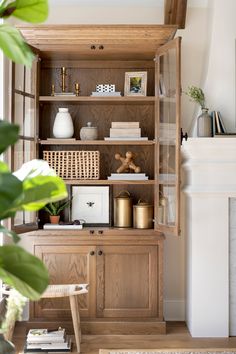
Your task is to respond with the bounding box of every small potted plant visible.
[185,86,212,137]
[43,199,71,224]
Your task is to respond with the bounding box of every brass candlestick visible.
[75,82,80,96]
[61,67,67,92]
[51,83,55,96]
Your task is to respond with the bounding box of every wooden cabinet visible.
[12,25,182,334]
[24,231,164,334]
[96,245,158,318]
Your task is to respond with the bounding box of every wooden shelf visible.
[39,96,155,104]
[64,179,156,185]
[39,139,155,145]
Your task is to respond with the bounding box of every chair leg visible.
[69,295,81,353]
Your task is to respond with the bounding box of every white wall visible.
[204,0,236,132]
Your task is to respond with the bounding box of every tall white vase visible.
[53,108,74,138]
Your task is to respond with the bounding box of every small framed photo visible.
[124,71,147,96]
[71,186,110,226]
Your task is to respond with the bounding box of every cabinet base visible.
[26,319,166,335]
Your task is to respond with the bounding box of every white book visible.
[111,122,140,128]
[111,173,146,177]
[110,128,141,138]
[27,338,70,350]
[54,92,76,96]
[91,92,121,96]
[43,223,83,230]
[104,137,148,141]
[27,329,65,343]
[108,174,148,180]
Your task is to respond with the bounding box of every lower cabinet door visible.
[96,245,158,318]
[33,245,96,319]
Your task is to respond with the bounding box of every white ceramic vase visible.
[53,108,74,138]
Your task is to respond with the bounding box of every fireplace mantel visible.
[182,138,236,337]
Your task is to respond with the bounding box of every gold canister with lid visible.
[114,190,133,228]
[133,200,154,229]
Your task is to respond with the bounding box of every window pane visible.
[24,97,35,137]
[25,65,35,95]
[14,211,24,226]
[24,140,35,163]
[13,139,23,171]
[15,63,24,92]
[14,93,24,135]
[158,185,176,226]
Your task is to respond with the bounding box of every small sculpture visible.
[115,151,141,173]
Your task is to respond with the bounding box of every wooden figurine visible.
[115,151,141,173]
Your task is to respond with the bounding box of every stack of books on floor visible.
[104,122,148,140]
[108,173,149,180]
[24,328,72,353]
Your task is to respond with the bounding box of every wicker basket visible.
[43,150,100,179]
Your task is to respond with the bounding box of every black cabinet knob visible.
[90,230,94,235]
[98,250,103,256]
[98,230,103,235]
[91,45,96,50]
[99,45,104,50]
[90,251,95,256]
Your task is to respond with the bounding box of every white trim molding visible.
[182,138,235,337]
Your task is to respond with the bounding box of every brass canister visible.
[133,200,154,229]
[114,190,133,227]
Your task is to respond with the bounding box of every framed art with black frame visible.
[71,186,111,226]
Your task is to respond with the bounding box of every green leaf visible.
[0,121,19,154]
[22,175,67,211]
[9,0,48,23]
[0,24,34,66]
[0,172,23,220]
[0,245,49,300]
[0,225,21,243]
[0,161,9,173]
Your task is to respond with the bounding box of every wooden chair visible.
[41,283,89,353]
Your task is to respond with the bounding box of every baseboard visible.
[164,299,185,321]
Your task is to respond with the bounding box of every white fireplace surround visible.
[182,138,236,337]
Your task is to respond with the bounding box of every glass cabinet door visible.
[155,37,181,236]
[11,55,39,232]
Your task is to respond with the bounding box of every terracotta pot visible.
[50,215,60,224]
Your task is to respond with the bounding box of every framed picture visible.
[71,186,111,226]
[124,71,147,96]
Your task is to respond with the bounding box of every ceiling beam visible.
[164,0,188,29]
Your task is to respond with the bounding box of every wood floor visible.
[13,322,236,354]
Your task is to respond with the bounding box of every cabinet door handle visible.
[98,250,103,256]
[90,230,95,235]
[98,230,103,235]
[180,128,188,145]
[91,45,96,50]
[90,251,95,256]
[99,45,104,50]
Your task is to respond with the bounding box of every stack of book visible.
[91,91,121,96]
[108,173,148,180]
[24,328,72,353]
[104,122,148,140]
[212,111,227,135]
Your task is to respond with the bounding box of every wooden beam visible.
[164,0,188,29]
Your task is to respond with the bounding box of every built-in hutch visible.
[11,25,181,334]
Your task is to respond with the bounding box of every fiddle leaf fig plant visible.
[0,0,69,301]
[0,121,68,300]
[0,0,48,66]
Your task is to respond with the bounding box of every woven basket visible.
[43,150,100,179]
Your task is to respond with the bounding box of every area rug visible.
[99,350,236,354]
